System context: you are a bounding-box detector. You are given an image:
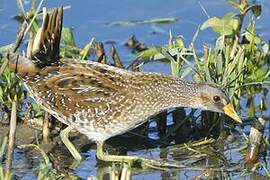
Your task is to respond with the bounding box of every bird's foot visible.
[96,142,184,170]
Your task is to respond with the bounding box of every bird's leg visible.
[96,142,143,166]
[60,126,82,161]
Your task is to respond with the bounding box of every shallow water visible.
[0,0,270,179]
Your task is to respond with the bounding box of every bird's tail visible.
[8,7,63,76]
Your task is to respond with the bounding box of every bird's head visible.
[195,84,242,124]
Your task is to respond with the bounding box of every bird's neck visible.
[140,75,203,111]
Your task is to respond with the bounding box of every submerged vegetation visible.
[0,0,269,179]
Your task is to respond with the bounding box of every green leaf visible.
[170,59,181,76]
[174,37,185,48]
[61,27,76,47]
[245,31,261,45]
[201,14,239,36]
[253,68,267,81]
[32,103,44,118]
[137,47,160,60]
[79,38,95,60]
[204,58,212,82]
[160,48,177,62]
[32,21,39,34]
[244,21,261,45]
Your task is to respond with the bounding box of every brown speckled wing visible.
[23,60,135,127]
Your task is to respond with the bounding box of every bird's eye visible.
[213,95,221,102]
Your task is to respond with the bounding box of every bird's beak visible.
[223,103,242,124]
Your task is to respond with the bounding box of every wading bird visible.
[8,7,241,166]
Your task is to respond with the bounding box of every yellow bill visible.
[223,103,242,124]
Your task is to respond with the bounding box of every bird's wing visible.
[24,61,136,125]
